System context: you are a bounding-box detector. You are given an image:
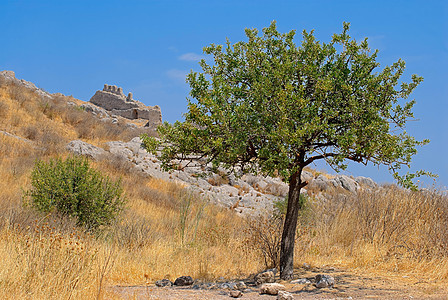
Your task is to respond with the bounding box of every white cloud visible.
[365,35,386,51]
[165,69,188,83]
[178,52,206,61]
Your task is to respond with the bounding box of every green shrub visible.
[25,156,126,231]
[274,193,308,217]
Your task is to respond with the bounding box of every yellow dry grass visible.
[0,79,447,299]
[293,186,448,281]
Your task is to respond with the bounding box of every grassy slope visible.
[0,78,447,299]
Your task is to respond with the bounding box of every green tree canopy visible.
[142,21,433,279]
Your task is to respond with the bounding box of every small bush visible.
[23,124,40,140]
[37,129,65,155]
[273,193,308,217]
[243,214,283,269]
[25,156,126,231]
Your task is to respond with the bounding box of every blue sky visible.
[1,0,447,188]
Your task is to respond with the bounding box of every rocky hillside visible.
[1,70,448,299]
[66,137,378,215]
[1,69,379,216]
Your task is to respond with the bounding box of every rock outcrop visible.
[66,140,106,160]
[66,137,379,216]
[89,84,162,128]
[0,70,52,98]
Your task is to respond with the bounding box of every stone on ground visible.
[255,270,275,286]
[260,283,286,295]
[235,281,247,290]
[229,290,243,298]
[314,274,335,288]
[174,276,194,286]
[291,278,311,284]
[277,291,294,300]
[155,279,173,287]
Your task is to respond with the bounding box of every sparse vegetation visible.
[243,214,284,269]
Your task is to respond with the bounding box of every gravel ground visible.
[108,267,448,299]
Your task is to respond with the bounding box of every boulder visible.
[277,291,294,300]
[255,270,275,286]
[66,140,106,160]
[334,175,358,193]
[107,141,135,159]
[241,174,259,186]
[229,290,243,298]
[218,282,233,289]
[155,279,173,287]
[291,278,311,284]
[355,176,377,188]
[329,178,342,188]
[312,174,330,191]
[235,281,247,290]
[314,274,334,288]
[173,276,194,286]
[260,283,286,295]
[301,170,313,183]
[80,103,109,118]
[254,180,268,191]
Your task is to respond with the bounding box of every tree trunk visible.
[279,168,304,280]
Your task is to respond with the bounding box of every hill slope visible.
[0,71,447,299]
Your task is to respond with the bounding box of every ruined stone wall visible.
[89,84,162,126]
[103,84,126,97]
[111,106,162,122]
[90,90,138,110]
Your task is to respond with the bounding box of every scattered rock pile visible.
[152,269,335,298]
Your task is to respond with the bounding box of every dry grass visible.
[0,80,264,298]
[0,79,447,299]
[0,219,106,299]
[293,186,448,280]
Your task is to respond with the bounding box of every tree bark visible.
[279,168,304,280]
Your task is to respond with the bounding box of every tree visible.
[142,21,433,279]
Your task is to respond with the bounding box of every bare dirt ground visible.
[108,267,448,299]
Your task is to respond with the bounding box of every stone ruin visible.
[89,84,162,127]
